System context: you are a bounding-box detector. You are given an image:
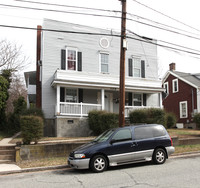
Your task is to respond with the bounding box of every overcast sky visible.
[1,0,200,78]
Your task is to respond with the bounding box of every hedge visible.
[88,110,118,135]
[129,108,176,128]
[194,113,200,128]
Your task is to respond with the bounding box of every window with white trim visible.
[133,57,141,77]
[100,53,109,73]
[172,79,178,93]
[180,101,188,118]
[65,88,78,103]
[66,48,77,71]
[164,82,169,94]
[133,94,142,106]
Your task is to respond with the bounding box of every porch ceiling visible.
[51,70,164,93]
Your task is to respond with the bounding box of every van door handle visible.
[131,142,138,147]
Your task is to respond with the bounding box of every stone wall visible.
[16,142,86,161]
[56,117,92,137]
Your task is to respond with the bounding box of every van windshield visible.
[93,129,115,142]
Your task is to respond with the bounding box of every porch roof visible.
[51,70,164,93]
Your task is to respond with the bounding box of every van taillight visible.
[170,136,173,146]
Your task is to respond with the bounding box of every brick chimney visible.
[169,63,176,71]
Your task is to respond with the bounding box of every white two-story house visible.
[36,19,163,137]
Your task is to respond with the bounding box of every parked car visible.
[68,124,175,172]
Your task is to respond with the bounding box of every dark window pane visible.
[112,129,132,141]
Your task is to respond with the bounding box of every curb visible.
[1,152,200,175]
[0,164,70,176]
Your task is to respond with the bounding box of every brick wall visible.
[163,74,197,124]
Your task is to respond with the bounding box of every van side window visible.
[152,125,166,137]
[134,127,153,140]
[112,129,132,142]
[134,125,166,140]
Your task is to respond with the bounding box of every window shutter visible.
[78,52,82,71]
[143,94,146,106]
[128,58,133,77]
[141,60,145,78]
[128,93,132,106]
[61,49,66,70]
[60,87,65,102]
[128,58,133,76]
[79,89,83,102]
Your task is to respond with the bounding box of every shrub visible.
[194,113,200,128]
[129,109,147,124]
[20,116,44,144]
[21,107,44,119]
[88,110,118,135]
[165,112,177,128]
[129,108,165,125]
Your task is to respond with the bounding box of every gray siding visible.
[41,19,159,118]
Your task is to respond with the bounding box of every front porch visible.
[52,70,164,118]
[55,86,162,117]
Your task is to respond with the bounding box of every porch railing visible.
[125,106,160,117]
[59,102,102,117]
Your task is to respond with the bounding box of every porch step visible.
[0,155,15,161]
[0,150,15,155]
[0,146,16,163]
[0,160,15,164]
[0,146,15,150]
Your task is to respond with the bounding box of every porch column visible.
[159,92,163,108]
[101,89,105,110]
[57,85,60,115]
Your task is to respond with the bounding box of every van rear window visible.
[134,125,166,140]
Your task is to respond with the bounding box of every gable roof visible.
[163,71,200,89]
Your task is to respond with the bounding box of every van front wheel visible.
[90,155,107,173]
[153,148,166,164]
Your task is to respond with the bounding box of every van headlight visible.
[74,154,86,159]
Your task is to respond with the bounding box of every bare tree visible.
[0,39,29,71]
[6,74,27,114]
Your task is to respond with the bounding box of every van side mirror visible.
[110,139,116,144]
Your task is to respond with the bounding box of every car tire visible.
[90,155,108,173]
[153,148,166,164]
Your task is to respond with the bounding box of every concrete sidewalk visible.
[0,132,21,173]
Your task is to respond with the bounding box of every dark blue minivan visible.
[68,124,175,172]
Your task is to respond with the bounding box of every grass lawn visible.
[167,129,200,138]
[174,144,200,154]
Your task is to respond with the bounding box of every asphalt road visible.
[0,156,200,188]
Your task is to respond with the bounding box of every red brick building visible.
[162,63,200,128]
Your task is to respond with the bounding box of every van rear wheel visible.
[153,148,166,164]
[90,155,107,173]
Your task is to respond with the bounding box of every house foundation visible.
[55,117,92,137]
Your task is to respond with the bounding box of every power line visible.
[1,23,200,57]
[13,0,200,38]
[0,3,121,19]
[131,0,200,33]
[127,13,200,38]
[127,30,200,53]
[1,3,200,42]
[13,0,121,13]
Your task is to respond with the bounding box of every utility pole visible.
[119,0,127,127]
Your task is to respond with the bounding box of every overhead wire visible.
[10,0,200,38]
[13,0,121,13]
[131,0,200,33]
[1,3,200,42]
[1,23,200,57]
